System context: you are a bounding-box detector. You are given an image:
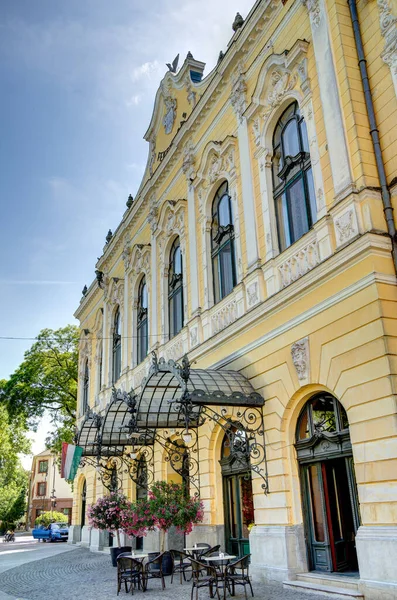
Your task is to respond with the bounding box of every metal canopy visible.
[135,353,263,429]
[75,411,102,456]
[75,353,268,494]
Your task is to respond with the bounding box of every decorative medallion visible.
[291,337,310,380]
[163,96,177,134]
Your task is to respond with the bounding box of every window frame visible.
[37,482,47,497]
[137,277,148,364]
[211,181,237,304]
[168,238,184,340]
[38,460,48,474]
[296,394,349,442]
[272,102,316,252]
[112,307,122,383]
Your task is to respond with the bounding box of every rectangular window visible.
[37,482,46,497]
[36,509,43,520]
[275,193,290,252]
[38,460,48,473]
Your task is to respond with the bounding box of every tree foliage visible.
[0,394,30,525]
[35,511,68,526]
[3,325,79,453]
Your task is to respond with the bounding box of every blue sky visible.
[0,0,255,383]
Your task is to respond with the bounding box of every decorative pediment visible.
[157,199,187,239]
[79,334,92,372]
[250,40,310,121]
[93,308,103,336]
[130,244,151,278]
[142,53,206,181]
[106,278,125,308]
[195,136,237,188]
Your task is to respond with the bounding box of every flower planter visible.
[110,545,132,567]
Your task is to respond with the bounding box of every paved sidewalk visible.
[0,546,327,600]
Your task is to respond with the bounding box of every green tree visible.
[35,511,68,526]
[3,325,79,454]
[0,393,30,526]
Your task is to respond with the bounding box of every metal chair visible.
[117,556,145,595]
[224,555,253,600]
[195,543,211,558]
[190,558,220,600]
[144,551,169,590]
[170,549,192,584]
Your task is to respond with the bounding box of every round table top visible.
[126,553,149,559]
[202,555,236,561]
[184,547,208,551]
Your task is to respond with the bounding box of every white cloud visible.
[131,60,160,82]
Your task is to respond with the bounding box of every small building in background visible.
[26,449,73,529]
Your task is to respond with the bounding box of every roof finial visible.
[126,194,133,208]
[232,12,244,32]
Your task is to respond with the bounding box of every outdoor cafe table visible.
[184,547,207,558]
[202,556,237,598]
[125,553,149,561]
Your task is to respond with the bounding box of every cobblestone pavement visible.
[0,545,327,600]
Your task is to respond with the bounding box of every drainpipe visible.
[347,0,397,274]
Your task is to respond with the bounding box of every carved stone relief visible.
[302,0,322,27]
[377,0,397,85]
[246,281,260,308]
[190,326,198,348]
[182,139,196,181]
[291,336,310,380]
[230,72,247,122]
[334,209,359,246]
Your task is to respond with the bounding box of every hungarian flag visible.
[61,443,83,481]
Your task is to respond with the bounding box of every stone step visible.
[283,580,364,599]
[296,573,360,591]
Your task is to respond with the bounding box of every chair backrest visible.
[190,558,216,580]
[226,554,251,575]
[117,556,143,573]
[170,549,190,563]
[200,545,220,557]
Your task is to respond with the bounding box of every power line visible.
[0,333,166,341]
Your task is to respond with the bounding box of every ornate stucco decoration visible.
[230,71,247,122]
[301,0,322,27]
[122,233,132,271]
[249,40,310,145]
[291,337,310,380]
[182,139,196,181]
[130,244,151,278]
[79,334,93,375]
[377,0,397,82]
[163,95,177,134]
[148,195,159,234]
[107,278,125,310]
[190,326,198,348]
[334,208,359,246]
[195,137,237,191]
[246,281,260,308]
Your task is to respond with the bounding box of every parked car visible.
[32,522,69,542]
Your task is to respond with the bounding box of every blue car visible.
[32,522,69,542]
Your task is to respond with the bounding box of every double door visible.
[223,473,254,557]
[301,457,359,572]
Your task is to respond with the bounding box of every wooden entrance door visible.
[302,458,359,572]
[223,474,254,557]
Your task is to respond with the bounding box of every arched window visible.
[82,360,89,413]
[97,345,103,394]
[137,277,148,364]
[272,102,317,252]
[168,238,184,339]
[112,307,121,383]
[296,393,349,441]
[211,181,236,303]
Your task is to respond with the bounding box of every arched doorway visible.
[220,428,254,557]
[81,480,86,528]
[296,393,360,573]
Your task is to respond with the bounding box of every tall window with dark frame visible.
[137,277,148,364]
[272,102,317,252]
[82,360,89,413]
[211,181,236,304]
[168,238,184,339]
[112,308,122,383]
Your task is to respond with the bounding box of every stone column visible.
[302,0,353,197]
[102,301,108,389]
[187,182,200,315]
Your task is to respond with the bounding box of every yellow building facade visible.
[70,0,397,597]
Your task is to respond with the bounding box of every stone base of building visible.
[250,524,308,582]
[89,528,110,552]
[356,526,397,600]
[67,525,81,545]
[80,525,91,548]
